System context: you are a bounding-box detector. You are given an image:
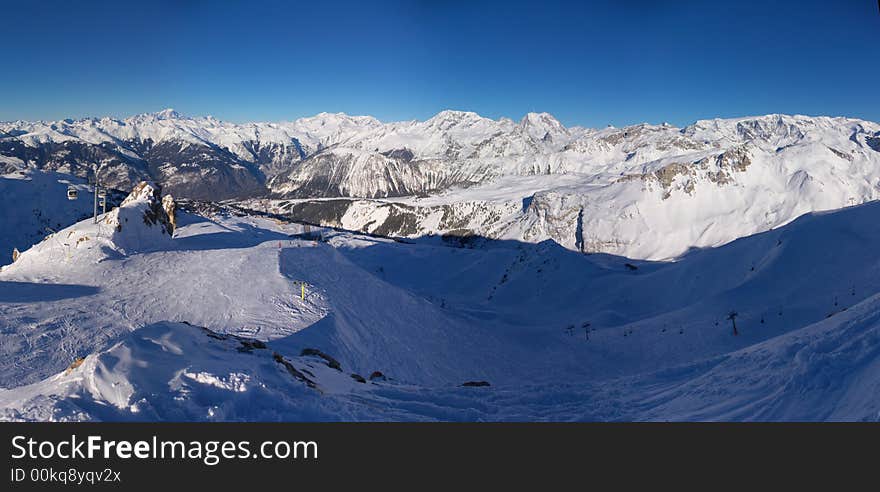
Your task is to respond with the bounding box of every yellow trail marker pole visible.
[301,283,305,300]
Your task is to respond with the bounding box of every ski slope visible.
[2,180,880,420]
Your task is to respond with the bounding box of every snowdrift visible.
[0,321,385,421]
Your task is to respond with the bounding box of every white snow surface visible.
[3,193,880,421]
[0,170,94,263]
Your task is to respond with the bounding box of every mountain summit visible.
[154,108,182,120]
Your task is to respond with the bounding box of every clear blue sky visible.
[2,0,878,127]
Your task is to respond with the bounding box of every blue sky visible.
[2,0,878,127]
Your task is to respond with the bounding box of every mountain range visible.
[3,110,880,259]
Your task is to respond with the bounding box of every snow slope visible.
[0,197,518,389]
[627,293,880,421]
[0,168,96,265]
[0,321,390,422]
[3,188,880,420]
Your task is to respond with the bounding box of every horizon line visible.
[3,107,878,130]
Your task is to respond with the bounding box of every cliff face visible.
[162,195,177,234]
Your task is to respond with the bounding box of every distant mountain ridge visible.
[2,109,878,200]
[3,110,880,259]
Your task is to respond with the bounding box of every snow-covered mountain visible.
[0,108,582,199]
[0,110,382,200]
[266,114,880,259]
[4,110,879,259]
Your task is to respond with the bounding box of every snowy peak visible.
[519,112,567,142]
[430,109,484,121]
[292,111,381,129]
[128,108,187,125]
[283,112,383,146]
[423,110,492,131]
[311,111,380,125]
[683,114,875,148]
[154,108,182,120]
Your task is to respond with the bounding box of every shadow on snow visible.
[0,281,100,302]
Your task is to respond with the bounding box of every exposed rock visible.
[380,148,415,162]
[162,195,177,233]
[617,145,752,199]
[350,373,367,383]
[191,323,267,354]
[462,381,491,387]
[273,353,317,389]
[616,162,695,199]
[284,199,353,227]
[64,357,85,375]
[715,145,751,172]
[827,146,853,161]
[102,181,174,253]
[371,204,422,237]
[735,117,805,142]
[369,371,386,381]
[653,162,694,199]
[300,348,342,371]
[236,339,267,353]
[138,139,267,200]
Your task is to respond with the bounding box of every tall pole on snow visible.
[93,164,99,224]
[92,162,108,223]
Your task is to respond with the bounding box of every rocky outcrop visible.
[300,348,342,371]
[273,353,317,389]
[615,145,752,199]
[103,181,174,253]
[162,195,177,234]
